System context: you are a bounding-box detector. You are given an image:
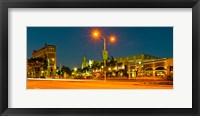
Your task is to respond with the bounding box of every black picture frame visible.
[0,0,199,116]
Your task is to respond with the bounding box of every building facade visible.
[92,54,173,79]
[31,43,57,78]
[114,54,173,78]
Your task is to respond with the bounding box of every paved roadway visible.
[27,78,173,89]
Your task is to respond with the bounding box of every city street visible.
[27,78,173,89]
[27,27,173,90]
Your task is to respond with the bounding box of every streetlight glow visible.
[122,66,125,69]
[91,29,101,39]
[109,36,116,43]
[94,32,98,36]
[52,58,55,61]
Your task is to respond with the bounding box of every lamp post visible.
[102,36,107,82]
[91,29,116,82]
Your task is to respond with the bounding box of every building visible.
[31,43,57,78]
[81,55,94,69]
[91,54,173,79]
[82,55,88,69]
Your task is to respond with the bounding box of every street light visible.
[109,36,116,43]
[94,32,98,37]
[74,67,77,71]
[92,29,101,39]
[91,29,117,82]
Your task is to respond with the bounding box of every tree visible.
[43,58,48,70]
[107,56,117,68]
[77,68,82,73]
[82,66,89,73]
[61,66,72,76]
[27,57,46,78]
[91,61,99,70]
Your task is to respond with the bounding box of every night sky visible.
[27,27,173,68]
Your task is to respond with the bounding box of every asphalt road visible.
[27,78,173,89]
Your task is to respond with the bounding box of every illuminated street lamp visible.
[91,29,117,82]
[92,29,101,39]
[109,36,116,43]
[93,32,99,37]
[74,67,77,71]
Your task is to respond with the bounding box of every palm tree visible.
[107,56,117,68]
[91,61,99,70]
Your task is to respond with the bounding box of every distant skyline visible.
[27,27,173,68]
